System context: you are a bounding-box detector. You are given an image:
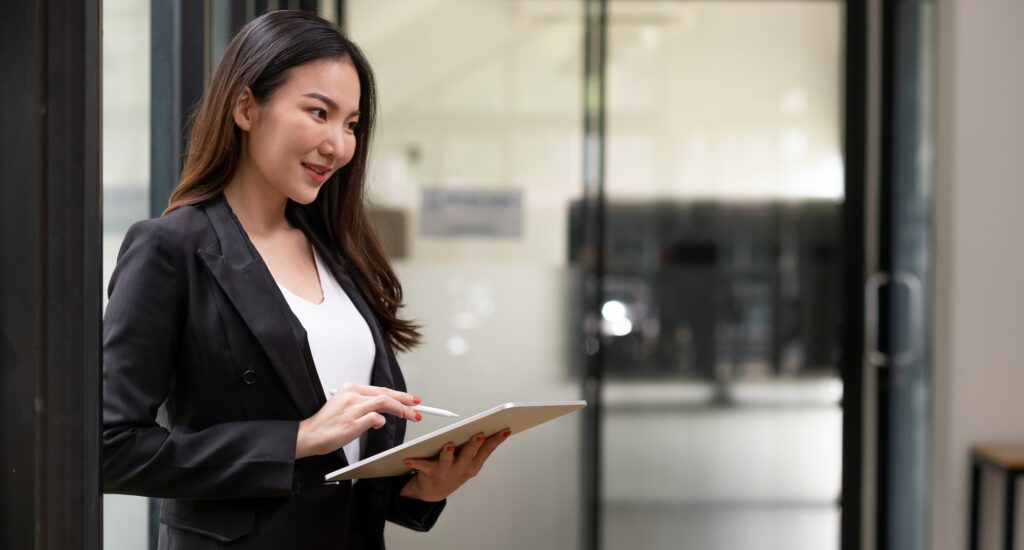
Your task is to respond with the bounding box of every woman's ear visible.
[232,87,257,132]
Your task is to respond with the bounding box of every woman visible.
[102,10,506,549]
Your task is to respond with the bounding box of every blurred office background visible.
[95,1,1024,550]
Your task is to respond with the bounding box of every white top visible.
[276,245,376,465]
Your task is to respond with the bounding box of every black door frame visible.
[841,1,868,549]
[0,0,103,549]
[875,1,934,548]
[580,0,608,549]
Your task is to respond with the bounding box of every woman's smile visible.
[301,161,330,184]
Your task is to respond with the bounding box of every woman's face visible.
[235,57,361,205]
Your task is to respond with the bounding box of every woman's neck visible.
[223,164,291,237]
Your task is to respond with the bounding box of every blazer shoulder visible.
[124,203,214,254]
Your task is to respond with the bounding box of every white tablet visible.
[324,400,587,481]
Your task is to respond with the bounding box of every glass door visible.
[599,2,846,549]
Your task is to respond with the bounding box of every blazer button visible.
[242,369,258,385]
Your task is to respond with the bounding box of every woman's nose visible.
[318,126,346,161]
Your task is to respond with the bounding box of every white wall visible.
[932,0,1024,548]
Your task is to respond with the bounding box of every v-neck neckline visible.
[277,245,326,307]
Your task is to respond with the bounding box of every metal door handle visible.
[865,270,924,368]
[865,272,888,367]
[891,271,924,368]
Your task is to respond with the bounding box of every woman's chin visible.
[289,186,321,206]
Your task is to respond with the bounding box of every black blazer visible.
[102,193,444,549]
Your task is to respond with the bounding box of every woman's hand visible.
[398,429,510,502]
[295,382,422,459]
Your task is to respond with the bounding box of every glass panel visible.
[344,1,585,547]
[601,3,844,549]
[101,0,151,548]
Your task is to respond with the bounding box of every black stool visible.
[970,444,1024,550]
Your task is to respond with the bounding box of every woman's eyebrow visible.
[302,92,359,116]
[303,92,338,110]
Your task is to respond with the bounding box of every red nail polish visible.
[502,430,511,438]
[403,460,412,466]
[413,395,422,405]
[475,435,485,443]
[414,412,422,421]
[446,444,454,452]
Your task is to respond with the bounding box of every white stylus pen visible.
[413,405,459,418]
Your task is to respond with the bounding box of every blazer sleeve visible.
[386,473,446,531]
[102,219,300,500]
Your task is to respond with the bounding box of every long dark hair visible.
[164,10,420,352]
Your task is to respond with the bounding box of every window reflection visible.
[571,201,841,382]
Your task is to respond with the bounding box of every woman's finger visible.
[457,433,486,463]
[327,389,419,422]
[472,429,510,466]
[353,411,387,431]
[341,383,420,406]
[403,458,436,475]
[353,393,420,422]
[438,442,456,467]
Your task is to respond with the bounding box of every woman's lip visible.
[302,164,326,184]
[302,162,330,173]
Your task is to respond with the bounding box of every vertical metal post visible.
[581,0,607,548]
[150,0,207,218]
[840,1,869,548]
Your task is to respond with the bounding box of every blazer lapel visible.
[197,195,323,419]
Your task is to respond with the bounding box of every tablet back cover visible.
[324,400,586,481]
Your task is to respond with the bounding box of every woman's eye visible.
[310,108,328,120]
[346,121,359,132]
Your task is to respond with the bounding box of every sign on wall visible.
[421,188,522,238]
